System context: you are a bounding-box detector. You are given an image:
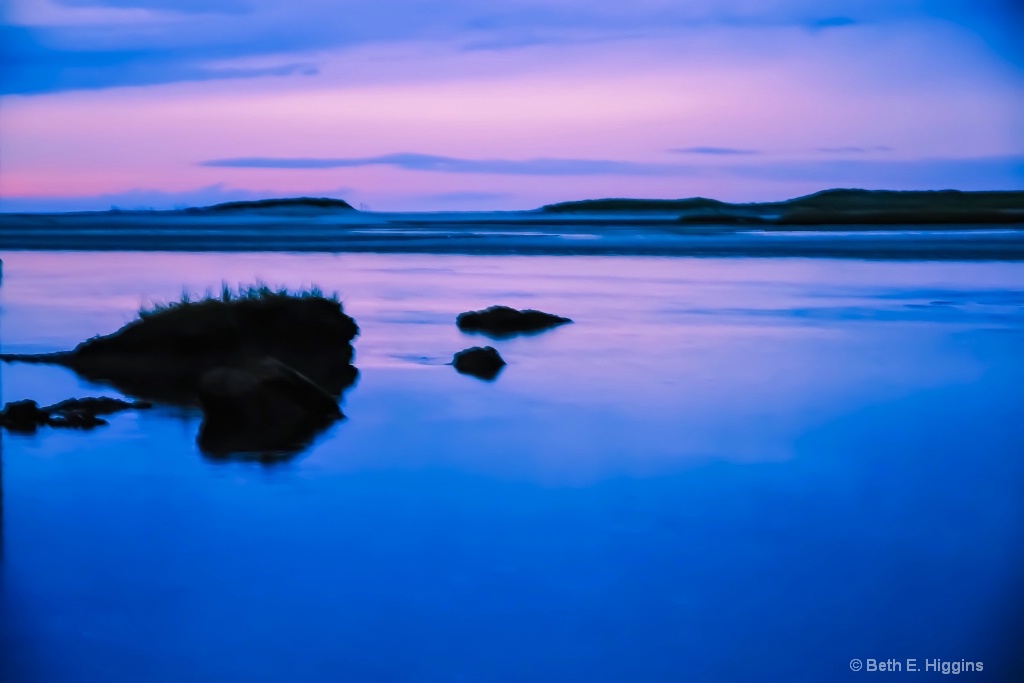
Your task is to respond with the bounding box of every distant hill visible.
[541,189,1024,225]
[187,197,356,214]
[540,197,731,213]
[776,189,1024,225]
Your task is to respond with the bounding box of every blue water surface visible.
[1,252,1023,682]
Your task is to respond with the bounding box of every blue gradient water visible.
[1,252,1023,682]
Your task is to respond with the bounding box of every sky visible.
[1,0,1022,212]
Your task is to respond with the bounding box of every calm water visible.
[1,251,1023,682]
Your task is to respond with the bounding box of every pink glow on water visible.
[4,250,1022,472]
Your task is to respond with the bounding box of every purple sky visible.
[1,0,1022,212]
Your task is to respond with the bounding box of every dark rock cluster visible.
[452,306,571,380]
[1,291,572,456]
[0,397,151,433]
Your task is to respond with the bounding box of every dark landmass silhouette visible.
[542,189,1024,225]
[0,287,359,458]
[2,188,1023,259]
[185,197,356,214]
[541,197,731,214]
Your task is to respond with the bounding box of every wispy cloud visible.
[806,16,857,31]
[728,154,1024,187]
[7,0,1019,95]
[201,153,706,177]
[0,25,320,95]
[670,146,759,156]
[51,0,255,14]
[423,191,514,202]
[199,152,1024,190]
[817,146,893,154]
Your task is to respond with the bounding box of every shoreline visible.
[2,213,1024,259]
[4,187,1024,259]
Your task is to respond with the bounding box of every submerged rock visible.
[197,358,343,457]
[456,306,572,338]
[0,396,149,433]
[452,346,506,381]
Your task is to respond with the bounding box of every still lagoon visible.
[1,251,1023,681]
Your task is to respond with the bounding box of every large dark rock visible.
[456,306,572,338]
[197,358,343,458]
[452,346,506,381]
[0,290,359,457]
[0,293,359,405]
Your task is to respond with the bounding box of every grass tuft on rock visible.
[139,281,338,319]
[35,281,362,404]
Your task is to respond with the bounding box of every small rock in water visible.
[456,306,571,338]
[452,346,506,380]
[0,400,48,433]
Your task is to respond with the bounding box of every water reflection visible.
[1,261,5,562]
[0,252,1022,682]
[1,362,4,565]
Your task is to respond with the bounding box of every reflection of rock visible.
[47,411,108,429]
[452,346,506,380]
[457,306,572,338]
[0,397,150,433]
[198,358,343,458]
